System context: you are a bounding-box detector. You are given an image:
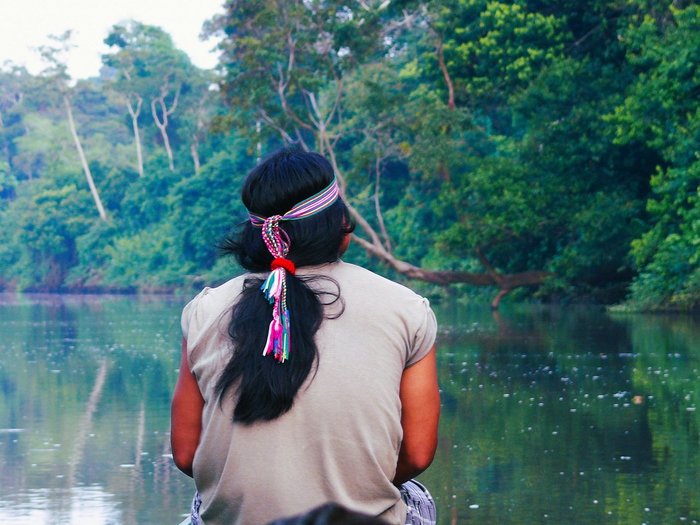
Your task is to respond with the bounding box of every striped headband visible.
[249,176,339,364]
[248,177,340,226]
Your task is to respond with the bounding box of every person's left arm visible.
[393,346,440,485]
[170,338,204,477]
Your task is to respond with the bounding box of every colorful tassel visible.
[261,267,290,362]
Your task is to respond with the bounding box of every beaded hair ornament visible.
[248,177,340,363]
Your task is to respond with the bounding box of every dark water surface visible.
[0,293,698,524]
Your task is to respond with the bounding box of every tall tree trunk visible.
[190,140,201,175]
[256,120,262,163]
[64,96,108,221]
[435,36,456,110]
[127,94,144,177]
[190,111,205,175]
[21,123,33,180]
[151,85,180,172]
[373,155,392,252]
[0,109,9,172]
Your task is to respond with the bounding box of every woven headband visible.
[248,177,339,363]
[248,177,339,226]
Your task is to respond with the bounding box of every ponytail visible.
[215,274,325,422]
[215,148,353,423]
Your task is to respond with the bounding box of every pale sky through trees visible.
[0,0,224,79]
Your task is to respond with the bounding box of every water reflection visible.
[0,294,698,524]
[3,486,121,525]
[0,293,193,524]
[424,304,700,524]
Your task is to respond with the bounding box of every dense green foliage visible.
[0,2,697,309]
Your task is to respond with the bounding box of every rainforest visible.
[0,0,697,311]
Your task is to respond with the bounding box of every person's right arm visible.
[170,338,204,477]
[393,346,440,485]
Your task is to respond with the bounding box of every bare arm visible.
[170,338,204,477]
[393,346,440,485]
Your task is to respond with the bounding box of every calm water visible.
[0,293,698,524]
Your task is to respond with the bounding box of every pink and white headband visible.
[248,177,340,226]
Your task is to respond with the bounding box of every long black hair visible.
[216,148,354,424]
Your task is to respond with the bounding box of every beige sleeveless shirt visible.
[180,261,437,525]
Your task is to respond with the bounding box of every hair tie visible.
[271,257,296,275]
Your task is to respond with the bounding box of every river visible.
[0,293,698,524]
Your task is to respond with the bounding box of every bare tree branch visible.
[274,32,315,132]
[382,9,420,36]
[324,80,344,130]
[151,83,180,171]
[373,155,393,252]
[303,89,323,130]
[259,109,296,143]
[352,234,551,307]
[435,35,456,110]
[126,93,144,177]
[190,95,209,175]
[64,95,108,221]
[293,127,311,151]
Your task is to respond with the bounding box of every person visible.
[170,148,440,525]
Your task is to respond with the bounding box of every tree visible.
[0,6,692,307]
[207,0,556,307]
[609,3,700,309]
[103,22,198,175]
[178,71,220,175]
[38,32,107,221]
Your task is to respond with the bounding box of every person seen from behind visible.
[170,148,440,525]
